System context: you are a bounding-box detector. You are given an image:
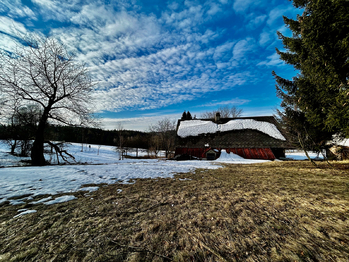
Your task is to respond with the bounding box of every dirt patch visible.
[1,161,349,261]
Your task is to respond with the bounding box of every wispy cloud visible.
[38,1,259,113]
[197,98,250,107]
[0,0,36,20]
[257,52,284,67]
[233,0,263,13]
[100,113,180,131]
[266,5,301,26]
[232,37,256,62]
[0,16,28,35]
[246,14,267,30]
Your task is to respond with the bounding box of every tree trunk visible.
[10,140,17,155]
[298,134,317,167]
[31,136,45,166]
[31,108,50,166]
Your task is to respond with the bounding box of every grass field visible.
[1,161,349,261]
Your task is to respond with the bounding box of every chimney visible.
[215,112,220,122]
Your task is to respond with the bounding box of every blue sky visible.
[0,0,301,131]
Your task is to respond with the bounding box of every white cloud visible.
[233,0,263,13]
[213,41,235,60]
[247,14,267,29]
[100,114,179,131]
[0,17,33,53]
[31,0,71,21]
[0,33,19,52]
[207,3,222,16]
[0,0,36,19]
[31,0,118,23]
[232,37,256,61]
[266,5,298,26]
[259,31,272,46]
[0,16,27,36]
[257,52,284,67]
[168,2,179,10]
[199,98,250,107]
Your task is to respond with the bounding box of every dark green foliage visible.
[186,111,192,120]
[274,0,349,136]
[0,124,151,150]
[275,107,332,155]
[181,111,193,120]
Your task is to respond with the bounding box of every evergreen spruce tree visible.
[186,111,192,120]
[273,0,349,137]
[181,111,187,120]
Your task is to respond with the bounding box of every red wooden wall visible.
[175,148,276,160]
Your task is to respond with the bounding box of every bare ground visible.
[1,161,349,261]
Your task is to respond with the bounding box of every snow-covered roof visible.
[329,135,349,147]
[177,119,286,141]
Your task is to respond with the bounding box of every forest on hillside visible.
[0,124,151,150]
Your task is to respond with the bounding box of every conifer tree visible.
[186,111,192,120]
[181,111,187,120]
[273,0,349,137]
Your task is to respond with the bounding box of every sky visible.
[0,0,301,131]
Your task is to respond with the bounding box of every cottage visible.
[174,115,293,160]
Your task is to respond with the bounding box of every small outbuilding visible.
[174,115,293,160]
[326,138,349,160]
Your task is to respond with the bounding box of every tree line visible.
[0,123,150,155]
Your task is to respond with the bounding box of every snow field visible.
[0,141,319,218]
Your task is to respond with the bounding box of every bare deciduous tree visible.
[200,106,243,119]
[115,122,125,160]
[0,36,94,165]
[149,118,176,158]
[5,104,41,156]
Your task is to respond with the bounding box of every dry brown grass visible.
[1,161,349,261]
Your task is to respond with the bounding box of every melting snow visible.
[43,195,77,205]
[14,209,37,218]
[216,150,270,164]
[0,141,317,217]
[0,142,223,209]
[177,119,286,140]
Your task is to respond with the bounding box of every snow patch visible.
[216,150,270,164]
[14,209,37,218]
[177,119,286,140]
[44,195,77,205]
[78,186,99,192]
[31,196,53,204]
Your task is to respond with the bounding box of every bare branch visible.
[200,106,243,119]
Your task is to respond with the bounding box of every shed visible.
[326,138,349,160]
